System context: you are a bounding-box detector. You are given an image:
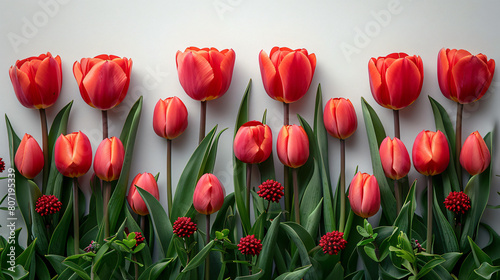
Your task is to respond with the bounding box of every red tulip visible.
[348,172,380,218]
[127,172,159,216]
[233,121,272,164]
[379,137,411,180]
[368,53,423,110]
[94,137,125,181]
[54,131,92,178]
[259,47,316,103]
[176,47,235,101]
[15,134,44,179]
[73,55,132,110]
[9,52,62,109]
[412,130,450,176]
[460,131,490,175]
[153,96,188,140]
[437,48,495,104]
[276,125,309,168]
[193,173,225,215]
[323,98,357,140]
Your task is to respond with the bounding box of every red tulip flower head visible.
[94,137,125,181]
[153,96,188,140]
[323,98,357,140]
[437,48,495,104]
[193,173,225,215]
[9,52,62,109]
[277,125,309,168]
[412,130,450,176]
[259,47,316,103]
[54,131,92,178]
[176,47,235,101]
[348,172,381,218]
[368,53,424,110]
[15,133,44,179]
[460,131,490,175]
[73,54,132,110]
[233,121,273,164]
[127,172,159,216]
[379,137,411,180]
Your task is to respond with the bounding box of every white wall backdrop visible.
[1,0,499,239]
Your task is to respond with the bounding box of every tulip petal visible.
[177,51,214,101]
[35,56,61,108]
[259,50,283,102]
[278,51,313,103]
[82,61,127,109]
[385,58,422,109]
[452,55,492,103]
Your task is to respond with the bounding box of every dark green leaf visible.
[432,190,459,254]
[256,213,281,279]
[274,265,312,280]
[180,240,215,273]
[138,258,175,280]
[474,262,500,280]
[415,257,445,279]
[62,261,91,280]
[48,191,73,255]
[234,269,264,280]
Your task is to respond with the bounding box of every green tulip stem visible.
[343,210,355,240]
[102,110,108,139]
[133,254,139,280]
[395,179,402,215]
[426,175,433,253]
[140,215,146,234]
[199,101,207,144]
[103,180,111,238]
[456,103,463,190]
[292,168,300,224]
[167,139,172,218]
[73,177,80,254]
[205,214,210,280]
[393,109,400,139]
[339,139,346,233]
[39,108,49,191]
[283,102,291,220]
[246,164,252,224]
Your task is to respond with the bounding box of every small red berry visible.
[35,195,62,216]
[0,158,5,173]
[319,231,347,255]
[444,191,471,215]
[173,217,198,238]
[257,179,284,203]
[134,232,145,246]
[238,235,262,256]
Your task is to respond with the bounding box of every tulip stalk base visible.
[39,108,49,191]
[393,109,400,139]
[103,181,111,238]
[292,168,300,224]
[167,139,172,217]
[73,178,80,254]
[339,139,346,233]
[456,103,463,190]
[394,179,402,215]
[246,164,252,224]
[426,175,433,253]
[283,102,290,220]
[102,110,108,139]
[199,101,207,144]
[205,214,210,280]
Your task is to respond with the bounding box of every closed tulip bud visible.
[127,173,159,216]
[460,131,490,175]
[277,125,309,168]
[176,47,235,101]
[94,137,125,181]
[9,52,62,109]
[73,55,132,110]
[323,98,357,140]
[412,130,450,176]
[233,121,272,164]
[368,53,424,110]
[153,96,188,140]
[348,172,381,218]
[259,47,316,103]
[15,134,44,179]
[193,173,225,215]
[54,131,92,178]
[437,48,495,104]
[379,137,411,180]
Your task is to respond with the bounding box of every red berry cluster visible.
[84,240,99,253]
[134,232,145,246]
[0,158,5,173]
[35,195,62,216]
[411,239,425,253]
[238,235,262,256]
[319,231,347,255]
[257,179,284,203]
[444,191,471,215]
[173,217,198,238]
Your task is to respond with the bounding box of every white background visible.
[1,0,499,240]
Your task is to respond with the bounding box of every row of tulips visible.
[3,44,496,280]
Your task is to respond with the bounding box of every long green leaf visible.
[48,191,73,255]
[361,97,396,223]
[138,258,175,280]
[256,213,281,279]
[170,126,217,223]
[475,262,500,280]
[233,79,252,234]
[27,180,49,254]
[280,223,314,270]
[108,96,143,234]
[432,191,459,254]
[274,265,312,280]
[180,240,215,274]
[299,159,322,229]
[234,269,264,280]
[136,186,173,258]
[393,181,416,239]
[15,239,36,269]
[63,261,91,280]
[204,128,227,174]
